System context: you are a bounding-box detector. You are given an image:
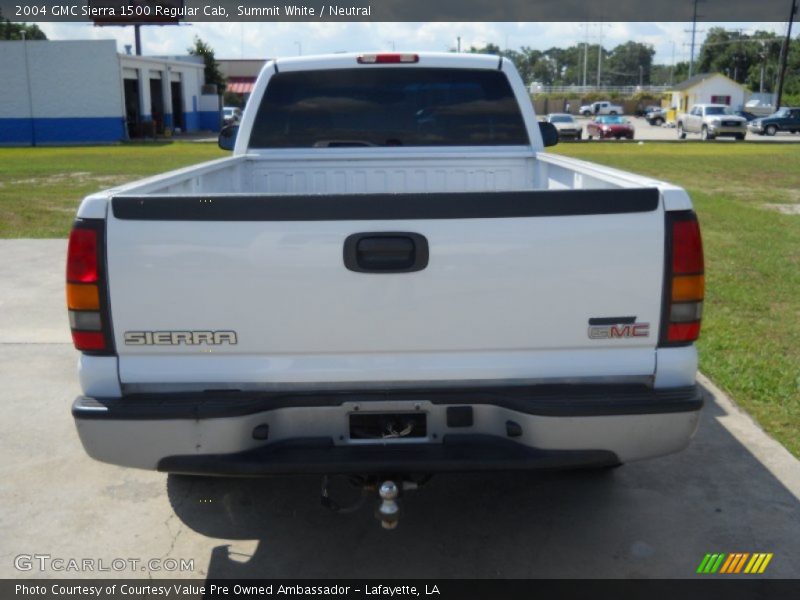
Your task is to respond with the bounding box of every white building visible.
[670,73,748,112]
[0,40,221,145]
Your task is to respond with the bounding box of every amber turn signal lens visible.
[671,275,705,302]
[67,283,100,310]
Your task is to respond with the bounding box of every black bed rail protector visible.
[111,188,660,221]
[73,383,703,421]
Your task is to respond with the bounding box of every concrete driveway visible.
[1,240,799,579]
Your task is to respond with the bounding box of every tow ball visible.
[320,475,424,529]
[376,481,400,529]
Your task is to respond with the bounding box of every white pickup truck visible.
[69,53,704,522]
[580,100,624,116]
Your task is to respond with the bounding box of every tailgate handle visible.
[344,232,429,273]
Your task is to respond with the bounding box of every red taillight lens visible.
[67,228,98,283]
[71,331,106,351]
[668,322,701,343]
[66,220,113,355]
[672,219,704,275]
[661,211,705,346]
[357,53,419,64]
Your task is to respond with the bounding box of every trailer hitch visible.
[320,475,428,529]
[376,481,400,529]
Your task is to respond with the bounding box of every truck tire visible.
[701,126,714,141]
[653,117,664,126]
[677,123,686,139]
[765,124,777,136]
[582,110,592,117]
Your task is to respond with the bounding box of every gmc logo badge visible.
[588,323,650,339]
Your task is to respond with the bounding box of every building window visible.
[711,95,731,105]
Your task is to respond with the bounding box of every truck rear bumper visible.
[72,383,703,474]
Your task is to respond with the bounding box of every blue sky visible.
[38,21,791,65]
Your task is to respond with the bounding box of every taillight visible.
[660,211,704,346]
[66,220,114,354]
[357,53,419,64]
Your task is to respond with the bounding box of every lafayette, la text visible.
[16,584,441,597]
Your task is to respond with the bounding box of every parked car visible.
[637,104,662,117]
[68,52,703,527]
[580,100,624,116]
[222,106,242,125]
[586,115,635,139]
[545,113,582,140]
[744,99,775,118]
[748,107,800,136]
[645,107,668,126]
[734,110,759,122]
[677,104,747,140]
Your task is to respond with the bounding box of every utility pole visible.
[687,0,705,78]
[581,22,590,87]
[457,36,461,53]
[775,0,798,109]
[670,40,676,85]
[596,22,604,88]
[759,39,768,93]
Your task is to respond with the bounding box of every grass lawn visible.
[0,140,798,457]
[553,142,800,457]
[0,142,226,237]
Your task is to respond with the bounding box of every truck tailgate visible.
[106,189,664,389]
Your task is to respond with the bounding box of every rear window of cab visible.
[249,68,529,148]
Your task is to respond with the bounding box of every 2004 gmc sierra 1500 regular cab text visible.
[68,53,705,525]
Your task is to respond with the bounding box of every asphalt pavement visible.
[1,240,799,579]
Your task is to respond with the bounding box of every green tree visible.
[698,27,764,85]
[188,36,226,93]
[0,10,47,40]
[222,90,243,108]
[605,41,655,86]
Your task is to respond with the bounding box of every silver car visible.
[545,113,583,140]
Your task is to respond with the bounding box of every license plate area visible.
[349,412,427,440]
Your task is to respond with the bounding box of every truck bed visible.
[80,148,689,207]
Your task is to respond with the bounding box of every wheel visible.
[587,134,593,140]
[765,124,777,136]
[582,110,591,117]
[677,123,686,139]
[736,133,745,141]
[653,117,664,126]
[701,126,714,141]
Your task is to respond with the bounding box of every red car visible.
[586,115,635,140]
